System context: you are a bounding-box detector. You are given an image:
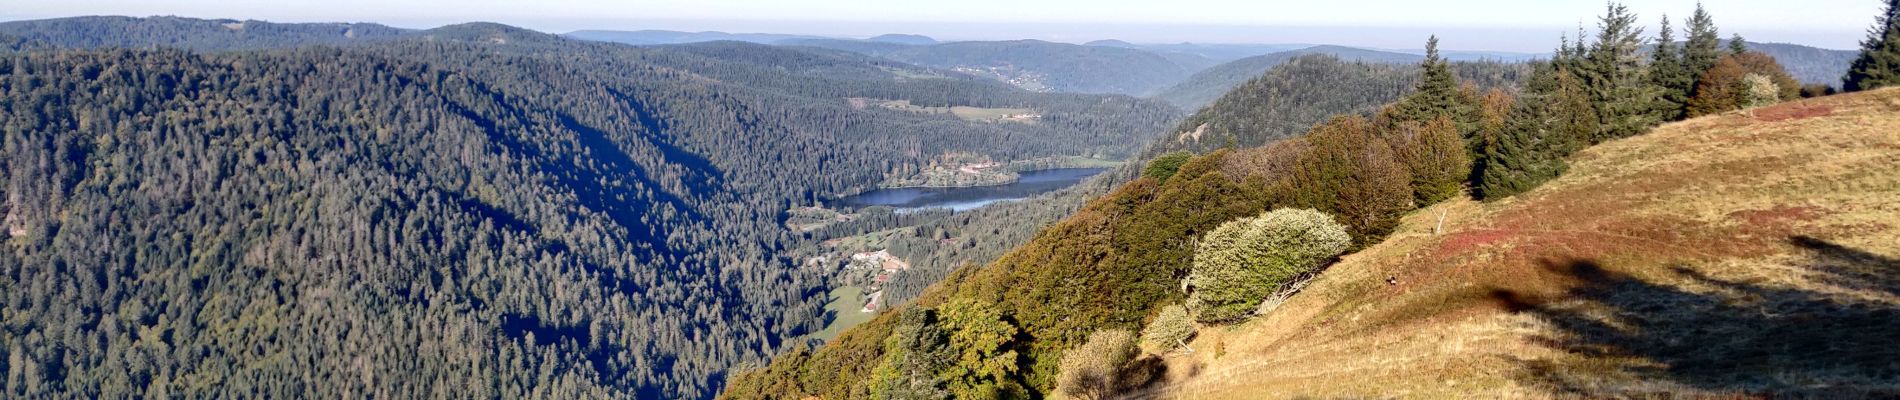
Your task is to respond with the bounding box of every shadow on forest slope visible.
[1490,236,1900,397]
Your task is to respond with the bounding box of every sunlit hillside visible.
[1141,88,1900,398]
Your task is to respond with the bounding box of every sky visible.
[1,0,1881,51]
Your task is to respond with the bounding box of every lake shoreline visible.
[833,167,1109,212]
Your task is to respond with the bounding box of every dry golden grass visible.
[1135,89,1900,399]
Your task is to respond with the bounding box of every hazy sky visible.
[2,0,1881,51]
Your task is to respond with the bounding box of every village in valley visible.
[789,223,931,343]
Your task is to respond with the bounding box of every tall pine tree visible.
[1845,0,1900,92]
[1649,15,1692,121]
[1683,3,1723,95]
[1389,36,1472,129]
[1582,2,1664,142]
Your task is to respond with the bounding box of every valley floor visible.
[1139,89,1900,398]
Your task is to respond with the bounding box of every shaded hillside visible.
[781,38,1209,96]
[0,18,1181,399]
[1143,89,1900,398]
[0,15,405,50]
[1152,46,1426,110]
[1149,54,1527,156]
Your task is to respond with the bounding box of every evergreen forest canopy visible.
[0,16,1182,399]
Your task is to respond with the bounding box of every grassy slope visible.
[1143,89,1900,398]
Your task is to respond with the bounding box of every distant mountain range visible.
[563,29,829,45]
[559,29,1855,101]
[779,38,1208,96]
[562,29,938,47]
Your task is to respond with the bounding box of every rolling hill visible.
[1149,54,1527,156]
[1152,46,1427,110]
[1142,89,1900,397]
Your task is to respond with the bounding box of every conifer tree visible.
[1389,36,1471,129]
[1729,33,1750,55]
[1649,15,1692,121]
[1480,62,1586,200]
[1683,3,1724,92]
[1845,0,1900,92]
[1581,2,1664,142]
[869,309,954,400]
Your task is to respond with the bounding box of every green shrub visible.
[1184,209,1352,322]
[1142,152,1194,182]
[1140,305,1195,352]
[1055,330,1137,399]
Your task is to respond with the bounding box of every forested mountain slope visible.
[0,17,1180,399]
[1151,46,1426,110]
[779,38,1209,96]
[1145,88,1900,398]
[1148,55,1527,156]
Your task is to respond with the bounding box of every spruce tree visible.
[1729,33,1750,55]
[1389,36,1469,128]
[1479,62,1586,200]
[1683,3,1723,92]
[1845,0,1900,92]
[1649,15,1692,121]
[1582,2,1663,142]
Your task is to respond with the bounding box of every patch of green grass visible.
[805,286,875,343]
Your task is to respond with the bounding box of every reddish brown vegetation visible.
[1752,103,1834,122]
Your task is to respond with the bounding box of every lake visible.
[837,167,1108,212]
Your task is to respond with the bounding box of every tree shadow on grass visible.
[1491,236,1900,397]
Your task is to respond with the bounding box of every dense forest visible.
[0,17,1181,399]
[724,1,1875,397]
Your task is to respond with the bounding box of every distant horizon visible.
[0,14,1869,54]
[1,1,1879,52]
